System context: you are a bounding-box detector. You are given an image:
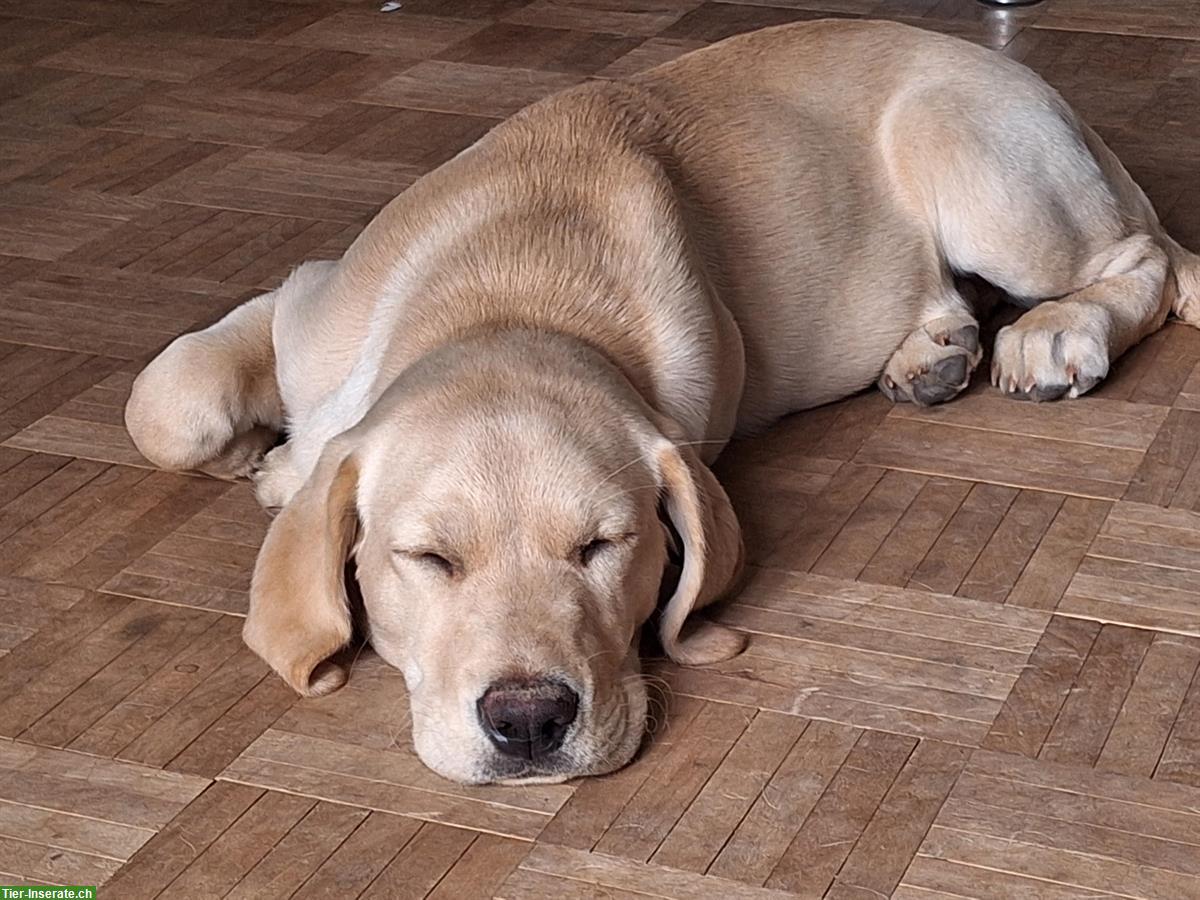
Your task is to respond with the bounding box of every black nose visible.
[477,678,579,759]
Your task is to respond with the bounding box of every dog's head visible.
[243,334,745,783]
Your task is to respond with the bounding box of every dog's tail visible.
[1166,235,1200,327]
[125,262,332,476]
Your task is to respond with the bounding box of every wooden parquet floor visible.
[3,0,1200,897]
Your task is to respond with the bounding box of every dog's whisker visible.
[586,450,652,502]
[585,438,725,505]
[590,482,662,509]
[345,639,370,677]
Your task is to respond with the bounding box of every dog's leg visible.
[882,75,1186,402]
[991,235,1169,400]
[126,290,281,477]
[879,309,981,406]
[253,351,377,510]
[126,260,336,477]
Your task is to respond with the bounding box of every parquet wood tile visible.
[1099,322,1200,407]
[435,23,643,74]
[655,569,1049,745]
[1034,0,1200,41]
[191,45,416,102]
[500,844,799,899]
[67,202,352,289]
[5,372,150,465]
[503,0,700,37]
[292,810,423,898]
[897,749,1200,899]
[360,60,584,119]
[366,827,527,900]
[0,17,99,68]
[0,451,228,589]
[2,0,1200,895]
[984,616,1200,786]
[1005,495,1112,610]
[0,739,207,886]
[1163,183,1200,251]
[1010,26,1200,171]
[37,31,261,84]
[99,782,265,900]
[598,35,708,78]
[0,267,235,360]
[153,0,329,43]
[98,480,267,614]
[0,182,154,261]
[0,126,82,186]
[659,2,836,43]
[0,576,85,658]
[0,70,160,131]
[15,131,226,197]
[0,1,182,31]
[281,10,488,60]
[0,343,122,443]
[78,617,286,776]
[716,454,843,566]
[0,595,295,779]
[719,0,942,15]
[855,389,1168,499]
[1125,406,1200,508]
[144,148,419,223]
[103,86,343,147]
[276,103,497,172]
[1061,500,1200,633]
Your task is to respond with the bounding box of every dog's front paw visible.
[252,443,306,510]
[991,301,1110,401]
[197,426,278,481]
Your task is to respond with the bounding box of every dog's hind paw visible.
[880,315,981,406]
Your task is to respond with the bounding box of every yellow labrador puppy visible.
[126,20,1200,784]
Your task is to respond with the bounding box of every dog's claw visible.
[943,324,980,354]
[992,302,1110,403]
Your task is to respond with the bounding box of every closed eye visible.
[575,533,634,567]
[576,537,611,566]
[395,549,459,577]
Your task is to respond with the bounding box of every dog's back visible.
[127,19,1200,481]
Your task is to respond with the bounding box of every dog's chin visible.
[498,772,574,786]
[482,740,641,785]
[417,725,646,785]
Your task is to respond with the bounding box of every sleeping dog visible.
[126,20,1200,784]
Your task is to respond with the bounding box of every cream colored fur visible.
[125,20,1200,784]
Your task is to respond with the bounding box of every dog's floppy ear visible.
[652,436,748,666]
[244,439,358,696]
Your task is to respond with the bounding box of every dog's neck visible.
[340,81,735,450]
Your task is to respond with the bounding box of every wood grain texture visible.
[3,0,1200,896]
[899,748,1200,899]
[0,740,207,886]
[856,392,1166,500]
[1062,501,1200,633]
